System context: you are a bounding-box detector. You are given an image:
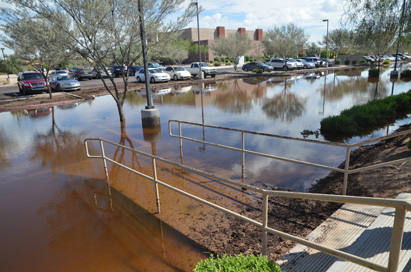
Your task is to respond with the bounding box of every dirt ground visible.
[1,71,410,262]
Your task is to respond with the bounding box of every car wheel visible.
[304,65,308,69]
[57,85,61,92]
[150,77,155,83]
[283,66,288,71]
[18,85,23,95]
[173,75,178,81]
[211,74,216,78]
[243,67,248,72]
[136,76,141,83]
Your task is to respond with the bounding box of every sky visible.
[183,0,347,44]
[0,0,347,55]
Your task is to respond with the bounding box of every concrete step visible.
[278,193,411,272]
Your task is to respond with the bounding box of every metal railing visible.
[169,119,411,195]
[85,133,411,272]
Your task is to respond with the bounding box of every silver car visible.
[49,75,81,92]
[297,59,316,69]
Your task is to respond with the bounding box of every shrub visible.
[344,59,350,65]
[253,69,263,74]
[335,59,341,65]
[193,254,284,272]
[214,61,221,67]
[369,68,380,77]
[245,55,250,62]
[214,57,220,62]
[226,61,232,65]
[360,59,366,65]
[250,57,254,62]
[352,60,357,65]
[400,69,411,78]
[320,90,411,140]
[382,60,391,65]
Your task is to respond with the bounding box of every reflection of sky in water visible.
[1,64,410,191]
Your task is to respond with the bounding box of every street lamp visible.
[193,1,202,79]
[322,19,329,68]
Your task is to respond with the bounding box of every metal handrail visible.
[85,137,411,272]
[168,119,411,195]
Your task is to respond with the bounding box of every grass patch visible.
[320,90,411,140]
[193,254,284,272]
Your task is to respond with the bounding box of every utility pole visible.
[322,19,329,68]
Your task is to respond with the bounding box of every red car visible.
[17,71,48,95]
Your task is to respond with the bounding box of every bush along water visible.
[401,69,411,78]
[368,68,380,77]
[320,90,411,141]
[193,253,284,272]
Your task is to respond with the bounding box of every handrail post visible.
[99,140,110,182]
[343,146,351,195]
[262,194,269,255]
[152,157,161,214]
[179,122,183,166]
[241,132,245,180]
[388,206,406,272]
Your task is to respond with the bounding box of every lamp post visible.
[391,0,406,78]
[193,1,202,79]
[322,19,329,68]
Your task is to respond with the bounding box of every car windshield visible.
[149,69,162,73]
[200,62,209,67]
[57,75,73,81]
[288,59,296,62]
[175,67,185,71]
[150,63,160,67]
[23,73,43,80]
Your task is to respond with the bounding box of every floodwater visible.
[0,63,410,271]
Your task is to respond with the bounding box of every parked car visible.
[91,68,112,79]
[69,67,93,80]
[49,75,81,92]
[296,59,315,69]
[242,61,273,72]
[265,58,297,71]
[164,66,192,80]
[128,66,143,76]
[48,70,69,78]
[302,57,321,68]
[111,65,127,77]
[17,71,48,95]
[320,58,335,66]
[148,62,165,71]
[135,68,171,83]
[287,58,303,69]
[186,62,217,78]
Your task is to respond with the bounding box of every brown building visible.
[179,26,265,63]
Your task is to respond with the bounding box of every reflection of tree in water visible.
[0,126,12,170]
[262,89,307,122]
[213,79,253,114]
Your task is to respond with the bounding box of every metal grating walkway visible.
[279,193,411,272]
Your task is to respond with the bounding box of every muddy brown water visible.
[0,64,410,271]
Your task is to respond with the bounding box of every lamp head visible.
[323,19,328,22]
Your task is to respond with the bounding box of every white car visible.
[164,66,192,80]
[135,68,171,83]
[265,58,297,71]
[296,59,315,69]
[287,58,303,69]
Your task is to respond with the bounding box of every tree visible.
[4,0,196,125]
[0,55,24,75]
[344,0,410,55]
[319,29,355,57]
[159,38,191,64]
[0,10,70,99]
[305,42,321,56]
[211,32,253,71]
[262,23,309,59]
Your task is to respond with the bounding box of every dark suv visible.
[17,71,48,95]
[111,65,127,77]
[69,67,93,80]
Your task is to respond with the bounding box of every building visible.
[179,26,265,63]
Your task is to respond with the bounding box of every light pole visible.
[193,1,202,79]
[1,48,10,80]
[391,0,406,78]
[322,19,329,68]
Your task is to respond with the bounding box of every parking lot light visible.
[322,19,329,68]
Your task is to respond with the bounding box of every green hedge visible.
[320,90,411,139]
[369,68,380,77]
[194,254,283,272]
[335,59,341,65]
[344,59,350,65]
[401,69,411,78]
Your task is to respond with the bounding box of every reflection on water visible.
[1,64,411,271]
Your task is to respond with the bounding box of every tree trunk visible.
[116,101,126,125]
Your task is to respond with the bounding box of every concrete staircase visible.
[278,193,411,272]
